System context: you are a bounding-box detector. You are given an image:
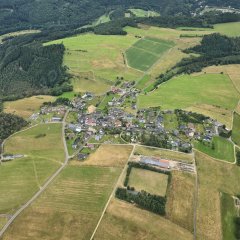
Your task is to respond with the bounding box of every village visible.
[27,81,229,163]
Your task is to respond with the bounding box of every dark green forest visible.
[0,113,28,142]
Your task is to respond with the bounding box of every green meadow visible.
[194,136,235,163]
[0,124,64,216]
[138,73,239,114]
[232,112,240,146]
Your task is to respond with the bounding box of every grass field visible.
[126,37,175,72]
[0,124,64,217]
[4,95,56,118]
[232,112,240,146]
[128,168,169,196]
[138,74,240,124]
[194,136,235,163]
[77,144,133,167]
[134,145,194,163]
[221,192,238,240]
[214,22,240,37]
[195,151,240,240]
[163,113,178,131]
[94,198,193,240]
[166,171,195,232]
[2,165,121,240]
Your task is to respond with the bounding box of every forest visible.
[0,112,28,142]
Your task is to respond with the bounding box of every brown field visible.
[2,165,121,240]
[166,171,195,232]
[128,168,169,196]
[134,145,194,163]
[79,144,133,167]
[94,199,193,240]
[186,104,233,129]
[195,151,240,240]
[4,95,56,118]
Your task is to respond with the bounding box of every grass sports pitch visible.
[126,37,175,72]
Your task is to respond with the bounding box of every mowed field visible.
[1,165,121,240]
[126,37,175,72]
[0,124,64,217]
[232,112,240,146]
[194,136,235,163]
[195,151,240,240]
[128,168,169,196]
[4,95,56,119]
[166,171,195,232]
[138,74,240,125]
[134,145,194,163]
[94,198,193,240]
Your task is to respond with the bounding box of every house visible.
[51,117,62,122]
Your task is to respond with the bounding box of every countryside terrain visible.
[0,2,240,240]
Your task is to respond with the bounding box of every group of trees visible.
[140,133,171,149]
[175,109,209,124]
[236,151,240,166]
[0,112,28,142]
[115,187,166,215]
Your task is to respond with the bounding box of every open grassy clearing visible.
[74,144,133,167]
[163,112,178,131]
[94,198,193,240]
[3,95,56,119]
[195,151,240,240]
[128,168,169,196]
[129,8,160,17]
[126,37,175,72]
[138,74,240,124]
[135,74,151,89]
[214,22,240,37]
[134,145,194,163]
[232,112,240,146]
[166,171,195,232]
[0,30,40,43]
[2,165,121,240]
[221,192,239,240]
[194,136,235,163]
[0,124,64,216]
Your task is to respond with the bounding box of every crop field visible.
[1,165,121,240]
[78,144,133,167]
[128,168,169,196]
[195,151,240,240]
[0,124,64,217]
[194,136,235,163]
[232,112,240,146]
[138,74,240,123]
[221,192,239,240]
[4,95,56,119]
[134,145,194,163]
[126,37,175,72]
[94,198,193,240]
[166,171,195,232]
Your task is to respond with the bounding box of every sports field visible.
[128,168,169,196]
[194,136,235,163]
[138,74,240,123]
[195,151,240,240]
[4,95,56,119]
[166,171,195,232]
[0,124,64,217]
[126,37,175,72]
[94,198,193,240]
[1,165,121,240]
[232,112,240,146]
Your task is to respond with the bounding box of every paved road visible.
[0,110,69,238]
[89,144,136,240]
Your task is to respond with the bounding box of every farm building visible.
[140,156,170,169]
